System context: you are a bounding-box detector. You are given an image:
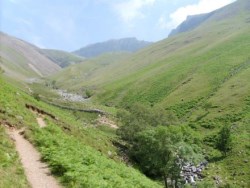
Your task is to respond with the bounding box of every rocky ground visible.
[56,89,87,102]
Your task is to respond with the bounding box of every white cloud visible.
[115,0,156,24]
[159,0,236,30]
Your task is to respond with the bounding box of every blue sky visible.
[1,0,236,51]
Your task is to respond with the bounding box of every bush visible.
[117,103,176,143]
[85,89,94,98]
[132,126,204,188]
[216,125,232,156]
[32,93,40,101]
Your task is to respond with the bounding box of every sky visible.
[1,0,236,51]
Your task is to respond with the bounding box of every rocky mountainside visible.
[73,38,152,58]
[0,32,61,80]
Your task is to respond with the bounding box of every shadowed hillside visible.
[73,38,152,58]
[40,49,85,68]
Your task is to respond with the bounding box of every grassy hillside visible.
[0,32,61,81]
[50,1,250,186]
[0,76,161,187]
[51,52,131,91]
[0,126,29,188]
[40,49,85,68]
[53,0,250,111]
[49,2,250,107]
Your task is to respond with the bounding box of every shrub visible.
[216,125,232,156]
[85,89,94,98]
[32,93,40,101]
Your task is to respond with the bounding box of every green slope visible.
[0,76,161,188]
[0,126,29,188]
[53,0,250,111]
[51,52,131,91]
[40,49,85,68]
[50,1,250,186]
[101,7,250,107]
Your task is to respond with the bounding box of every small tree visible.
[217,125,232,156]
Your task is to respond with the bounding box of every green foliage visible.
[199,120,216,129]
[30,124,161,188]
[32,92,41,101]
[167,99,200,118]
[116,103,204,187]
[85,89,94,98]
[0,78,160,187]
[194,180,215,188]
[117,103,176,143]
[132,126,203,187]
[0,127,29,188]
[216,125,232,156]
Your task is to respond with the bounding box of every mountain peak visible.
[73,38,152,58]
[168,0,250,37]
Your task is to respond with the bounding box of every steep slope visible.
[73,38,152,58]
[40,49,85,68]
[169,0,250,36]
[0,32,61,80]
[51,52,131,90]
[54,0,250,112]
[0,76,161,188]
[100,1,250,114]
[168,12,213,37]
[50,1,250,186]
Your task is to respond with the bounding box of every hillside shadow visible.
[209,155,225,162]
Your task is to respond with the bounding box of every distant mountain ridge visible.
[73,38,152,58]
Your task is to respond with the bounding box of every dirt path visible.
[8,129,61,188]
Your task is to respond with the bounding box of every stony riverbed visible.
[56,89,87,102]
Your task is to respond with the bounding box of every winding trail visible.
[7,129,61,188]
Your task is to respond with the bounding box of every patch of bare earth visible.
[98,115,118,129]
[36,117,46,128]
[7,128,61,188]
